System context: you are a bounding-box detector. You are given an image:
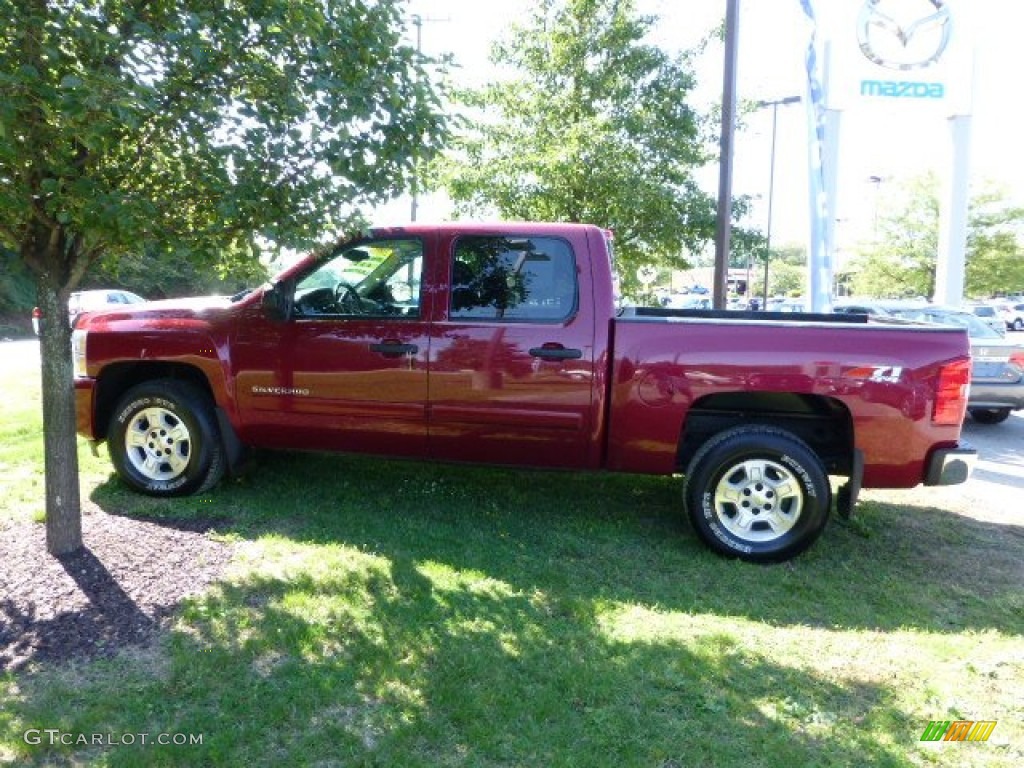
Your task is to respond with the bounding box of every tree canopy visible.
[437,0,721,296]
[0,0,449,553]
[1,0,449,272]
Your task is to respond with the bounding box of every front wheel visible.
[969,407,1011,425]
[107,380,224,496]
[682,426,831,563]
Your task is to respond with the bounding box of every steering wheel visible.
[334,282,364,314]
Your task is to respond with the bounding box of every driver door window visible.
[294,239,423,319]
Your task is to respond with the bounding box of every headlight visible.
[72,329,88,378]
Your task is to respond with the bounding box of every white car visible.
[995,301,1024,332]
[967,303,1006,334]
[33,289,147,335]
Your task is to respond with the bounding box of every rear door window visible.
[449,236,577,323]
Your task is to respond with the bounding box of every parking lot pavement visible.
[0,338,39,375]
[957,409,1024,504]
[876,410,1024,523]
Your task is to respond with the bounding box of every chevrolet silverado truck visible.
[73,223,976,562]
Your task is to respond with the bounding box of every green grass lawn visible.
[1,348,1022,767]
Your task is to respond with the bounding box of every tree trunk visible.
[37,273,83,555]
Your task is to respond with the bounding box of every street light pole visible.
[755,95,800,308]
[410,14,424,223]
[868,174,884,236]
[409,13,449,222]
[713,0,740,310]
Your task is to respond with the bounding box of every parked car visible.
[73,222,976,563]
[773,299,807,313]
[995,301,1024,332]
[665,294,712,310]
[890,306,1024,424]
[33,289,147,335]
[833,298,930,318]
[966,303,1006,334]
[832,301,893,317]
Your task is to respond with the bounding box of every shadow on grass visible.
[6,558,915,767]
[3,450,1018,765]
[90,450,1024,637]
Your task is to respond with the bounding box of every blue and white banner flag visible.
[800,0,832,312]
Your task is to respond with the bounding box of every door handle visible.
[370,342,418,358]
[529,345,583,361]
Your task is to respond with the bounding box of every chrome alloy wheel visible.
[712,458,803,543]
[123,406,192,482]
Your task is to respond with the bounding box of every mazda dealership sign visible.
[824,0,971,113]
[857,0,951,70]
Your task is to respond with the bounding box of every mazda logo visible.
[857,0,952,71]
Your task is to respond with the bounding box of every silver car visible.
[892,307,1024,424]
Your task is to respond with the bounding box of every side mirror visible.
[262,280,294,323]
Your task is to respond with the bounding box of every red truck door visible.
[428,230,597,468]
[232,236,432,457]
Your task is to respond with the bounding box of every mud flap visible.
[215,407,249,476]
[836,449,863,519]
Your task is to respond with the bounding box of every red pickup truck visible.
[73,223,976,562]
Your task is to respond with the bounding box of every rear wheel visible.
[682,426,831,563]
[969,407,1011,425]
[108,380,224,496]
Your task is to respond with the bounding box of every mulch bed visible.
[0,510,236,673]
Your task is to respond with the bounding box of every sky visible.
[378,0,1023,255]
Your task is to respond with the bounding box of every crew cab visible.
[73,223,976,562]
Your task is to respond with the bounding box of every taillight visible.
[32,307,41,319]
[933,358,971,426]
[1010,351,1024,370]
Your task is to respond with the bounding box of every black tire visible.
[1013,318,1023,331]
[107,380,225,496]
[682,426,831,563]
[969,407,1011,425]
